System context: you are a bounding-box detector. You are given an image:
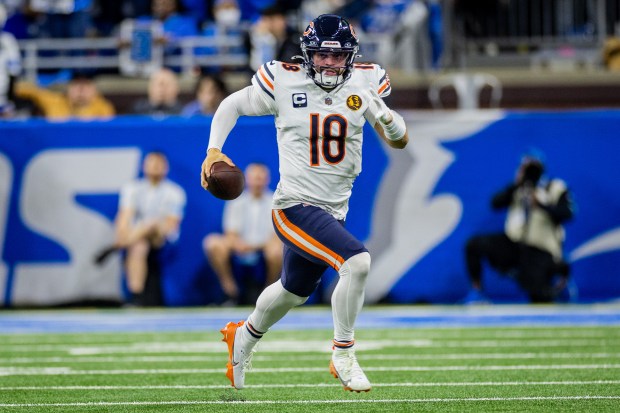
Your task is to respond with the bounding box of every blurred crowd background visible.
[2,0,620,120]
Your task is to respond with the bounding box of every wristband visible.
[381,110,406,141]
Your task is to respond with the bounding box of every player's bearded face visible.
[312,51,348,76]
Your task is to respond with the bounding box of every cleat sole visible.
[344,387,371,393]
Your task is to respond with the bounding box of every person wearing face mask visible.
[197,0,248,73]
[462,152,575,304]
[214,0,242,26]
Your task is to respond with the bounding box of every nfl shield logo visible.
[325,97,333,105]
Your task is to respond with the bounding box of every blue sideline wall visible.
[0,110,619,307]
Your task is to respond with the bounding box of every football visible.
[206,161,245,200]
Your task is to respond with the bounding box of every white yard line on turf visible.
[2,364,620,376]
[2,352,620,363]
[1,380,620,391]
[1,329,615,345]
[1,396,620,408]
[0,338,616,354]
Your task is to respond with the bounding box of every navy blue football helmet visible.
[299,14,360,88]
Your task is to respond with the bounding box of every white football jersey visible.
[252,60,391,220]
[119,179,186,223]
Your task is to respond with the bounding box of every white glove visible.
[365,84,393,125]
[365,84,405,141]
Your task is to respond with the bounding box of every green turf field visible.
[0,309,619,412]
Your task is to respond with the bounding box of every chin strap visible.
[315,72,341,88]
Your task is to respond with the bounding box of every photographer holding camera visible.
[462,153,575,304]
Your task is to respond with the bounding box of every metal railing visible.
[17,33,403,81]
[443,0,619,69]
[19,1,620,79]
[18,34,249,81]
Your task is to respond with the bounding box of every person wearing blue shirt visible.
[182,73,229,117]
[30,0,94,39]
[143,0,199,40]
[197,0,248,73]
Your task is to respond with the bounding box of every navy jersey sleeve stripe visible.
[253,74,275,100]
[262,63,275,81]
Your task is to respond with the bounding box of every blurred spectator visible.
[180,0,207,25]
[95,151,187,306]
[118,17,166,78]
[237,0,276,23]
[131,67,183,115]
[212,0,243,27]
[1,1,33,39]
[203,163,282,305]
[336,0,374,23]
[142,0,199,41]
[27,1,97,84]
[603,37,620,72]
[181,73,229,117]
[246,4,300,71]
[360,0,412,34]
[358,0,437,71]
[462,152,575,304]
[0,4,23,118]
[91,0,150,37]
[30,0,95,39]
[197,0,248,73]
[119,0,199,73]
[299,0,344,30]
[14,73,115,120]
[427,0,443,68]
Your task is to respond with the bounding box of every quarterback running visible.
[200,14,409,392]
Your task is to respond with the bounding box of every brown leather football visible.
[206,161,245,200]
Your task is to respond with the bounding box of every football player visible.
[201,14,409,392]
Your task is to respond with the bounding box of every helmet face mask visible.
[299,15,359,89]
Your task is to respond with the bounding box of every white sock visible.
[331,252,371,343]
[246,279,308,334]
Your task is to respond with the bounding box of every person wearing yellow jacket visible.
[15,73,115,120]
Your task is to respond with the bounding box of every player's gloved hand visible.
[366,85,394,125]
[201,148,235,190]
[364,84,406,142]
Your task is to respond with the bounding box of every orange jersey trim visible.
[259,67,275,91]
